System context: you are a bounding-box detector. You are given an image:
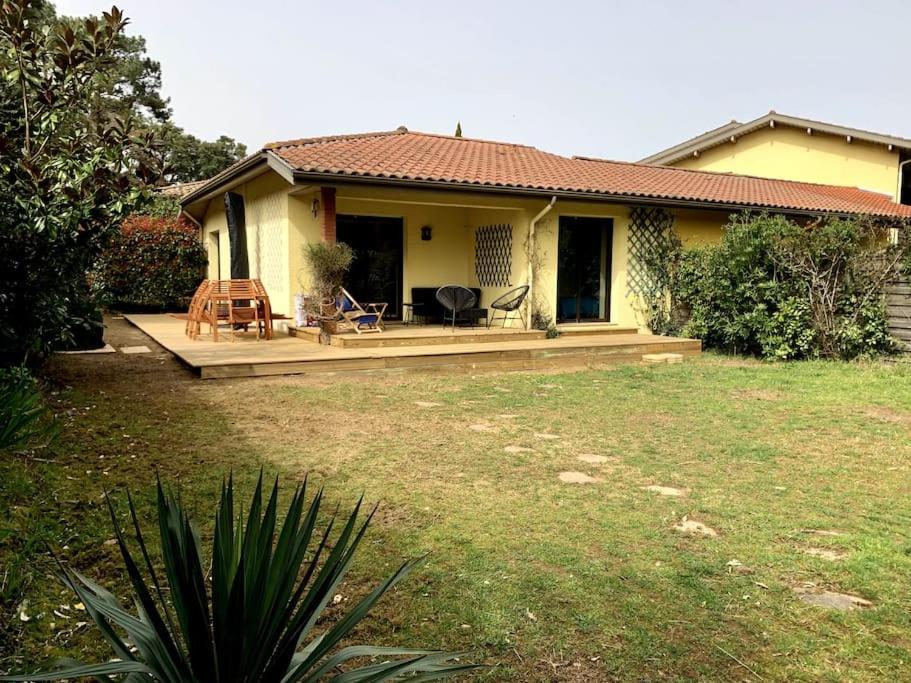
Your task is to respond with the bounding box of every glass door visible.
[556,216,613,322]
[336,215,405,319]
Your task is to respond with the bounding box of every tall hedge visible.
[95,215,207,311]
[672,212,905,360]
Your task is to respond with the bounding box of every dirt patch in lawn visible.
[731,388,784,402]
[802,547,848,561]
[862,405,911,425]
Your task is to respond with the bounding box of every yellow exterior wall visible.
[673,208,728,247]
[287,189,323,301]
[196,173,293,317]
[244,173,291,315]
[672,125,900,198]
[531,203,636,327]
[203,199,229,280]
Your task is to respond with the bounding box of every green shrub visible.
[303,241,354,304]
[674,212,907,360]
[0,475,475,682]
[94,215,207,311]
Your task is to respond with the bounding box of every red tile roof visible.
[198,129,911,218]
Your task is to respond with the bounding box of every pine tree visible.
[454,121,462,137]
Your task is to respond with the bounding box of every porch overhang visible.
[287,171,866,219]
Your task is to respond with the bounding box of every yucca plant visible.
[1,475,475,681]
[0,367,57,452]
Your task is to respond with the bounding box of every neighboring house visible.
[641,111,911,203]
[179,127,911,329]
[158,179,210,199]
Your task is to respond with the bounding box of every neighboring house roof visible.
[158,179,209,198]
[181,128,911,219]
[640,111,911,165]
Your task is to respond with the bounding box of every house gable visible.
[642,112,911,199]
[669,124,900,197]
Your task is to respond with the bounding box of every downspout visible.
[526,196,557,329]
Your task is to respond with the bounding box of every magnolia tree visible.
[0,1,158,361]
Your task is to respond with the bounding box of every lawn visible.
[2,318,910,681]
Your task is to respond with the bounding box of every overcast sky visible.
[55,0,911,161]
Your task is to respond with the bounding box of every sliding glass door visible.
[556,216,613,322]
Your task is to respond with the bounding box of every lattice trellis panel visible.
[627,207,674,298]
[475,224,512,287]
[249,190,288,309]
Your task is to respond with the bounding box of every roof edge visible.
[640,111,911,165]
[290,170,907,219]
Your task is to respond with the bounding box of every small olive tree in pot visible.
[303,242,354,338]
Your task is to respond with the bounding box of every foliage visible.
[0,0,158,363]
[531,308,559,338]
[31,2,244,184]
[635,227,683,335]
[0,474,474,682]
[454,122,462,138]
[304,241,354,306]
[153,122,247,184]
[133,191,182,219]
[675,212,907,360]
[94,215,207,310]
[0,367,55,452]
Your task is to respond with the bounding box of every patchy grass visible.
[2,318,911,681]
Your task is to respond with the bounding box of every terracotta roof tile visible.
[210,130,911,218]
[158,179,209,197]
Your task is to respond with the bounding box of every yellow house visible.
[641,111,911,202]
[180,127,911,331]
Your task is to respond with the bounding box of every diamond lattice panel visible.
[627,207,674,298]
[250,191,288,308]
[475,224,512,287]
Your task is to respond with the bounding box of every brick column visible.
[321,187,336,242]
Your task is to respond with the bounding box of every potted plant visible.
[302,241,353,338]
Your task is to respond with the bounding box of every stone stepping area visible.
[558,471,600,484]
[643,484,687,497]
[793,586,871,610]
[457,393,870,613]
[673,517,718,537]
[120,345,151,354]
[577,453,610,464]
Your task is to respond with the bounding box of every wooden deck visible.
[123,314,702,379]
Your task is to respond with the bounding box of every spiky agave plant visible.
[1,475,475,681]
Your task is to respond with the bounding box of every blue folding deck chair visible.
[336,287,388,334]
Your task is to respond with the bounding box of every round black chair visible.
[435,285,477,330]
[487,285,530,328]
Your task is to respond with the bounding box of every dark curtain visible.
[225,192,249,279]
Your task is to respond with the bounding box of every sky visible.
[55,0,911,161]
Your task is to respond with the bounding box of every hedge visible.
[95,215,207,311]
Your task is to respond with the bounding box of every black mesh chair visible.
[487,285,530,329]
[435,285,477,330]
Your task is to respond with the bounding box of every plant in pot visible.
[303,242,354,339]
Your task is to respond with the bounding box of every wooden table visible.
[185,279,273,341]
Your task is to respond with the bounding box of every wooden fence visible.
[887,275,911,352]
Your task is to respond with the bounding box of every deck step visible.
[557,323,639,336]
[290,325,546,349]
[642,352,684,364]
